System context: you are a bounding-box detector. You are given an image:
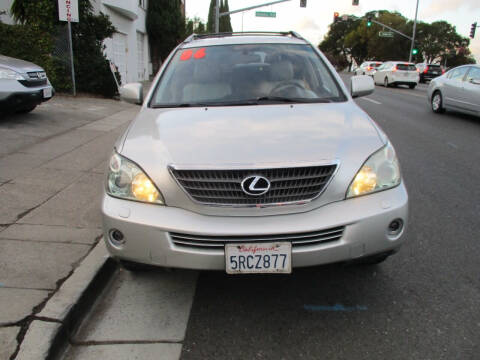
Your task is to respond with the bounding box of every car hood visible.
[119,102,386,215]
[0,55,44,72]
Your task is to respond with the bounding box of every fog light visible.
[108,229,125,247]
[388,219,403,235]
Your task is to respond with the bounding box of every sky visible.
[186,0,480,63]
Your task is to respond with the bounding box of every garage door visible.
[136,32,145,81]
[112,33,128,84]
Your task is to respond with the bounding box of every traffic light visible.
[470,22,477,39]
[333,12,339,23]
[412,48,418,55]
[352,0,359,5]
[366,15,372,27]
[300,0,306,7]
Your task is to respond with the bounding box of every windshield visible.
[150,43,346,107]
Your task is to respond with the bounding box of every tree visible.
[220,0,233,32]
[147,0,185,72]
[319,16,359,70]
[415,21,470,64]
[185,16,207,36]
[319,10,475,69]
[9,0,117,96]
[207,0,216,33]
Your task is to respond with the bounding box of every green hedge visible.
[0,21,117,97]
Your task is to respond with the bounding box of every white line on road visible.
[359,97,382,105]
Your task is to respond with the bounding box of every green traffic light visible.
[367,21,372,27]
[412,48,418,55]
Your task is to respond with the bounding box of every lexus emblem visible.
[241,175,270,196]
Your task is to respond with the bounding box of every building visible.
[0,0,152,84]
[91,0,151,84]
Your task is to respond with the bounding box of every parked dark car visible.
[416,63,444,83]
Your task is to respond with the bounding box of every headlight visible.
[0,67,24,80]
[347,142,401,198]
[106,152,165,205]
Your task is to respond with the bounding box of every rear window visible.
[151,43,346,107]
[397,64,417,71]
[372,63,382,68]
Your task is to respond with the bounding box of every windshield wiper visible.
[151,103,207,108]
[256,96,333,103]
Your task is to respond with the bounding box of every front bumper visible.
[0,80,54,111]
[102,183,408,270]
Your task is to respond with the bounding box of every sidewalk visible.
[0,95,139,359]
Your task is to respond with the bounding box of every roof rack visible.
[183,31,304,43]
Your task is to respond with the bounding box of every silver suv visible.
[103,32,408,274]
[0,54,54,113]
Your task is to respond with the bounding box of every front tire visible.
[409,84,416,89]
[431,91,445,113]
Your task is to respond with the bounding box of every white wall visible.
[95,0,151,83]
[0,0,15,24]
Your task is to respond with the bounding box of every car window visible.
[151,44,346,107]
[465,67,480,82]
[448,67,469,81]
[397,64,416,71]
[372,63,382,68]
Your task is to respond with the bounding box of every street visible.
[58,78,480,359]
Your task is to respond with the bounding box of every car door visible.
[374,63,387,84]
[442,67,469,108]
[462,67,480,113]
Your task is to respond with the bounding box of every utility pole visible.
[409,0,420,63]
[215,0,220,33]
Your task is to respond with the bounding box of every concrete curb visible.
[16,241,118,359]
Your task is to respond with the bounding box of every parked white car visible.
[355,61,383,76]
[373,61,419,89]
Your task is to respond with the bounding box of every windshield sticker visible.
[194,48,206,59]
[180,50,193,61]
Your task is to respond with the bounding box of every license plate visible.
[225,242,292,274]
[43,88,52,98]
[432,72,438,75]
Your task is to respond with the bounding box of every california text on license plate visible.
[225,242,292,274]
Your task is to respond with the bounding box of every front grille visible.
[170,165,337,206]
[18,79,47,87]
[170,226,345,250]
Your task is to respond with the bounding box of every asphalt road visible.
[180,79,480,360]
[65,78,480,360]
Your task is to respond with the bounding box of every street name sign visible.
[256,11,276,18]
[379,31,394,38]
[58,0,79,22]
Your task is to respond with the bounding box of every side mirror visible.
[470,79,480,85]
[120,83,143,105]
[351,75,374,98]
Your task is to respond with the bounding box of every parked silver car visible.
[0,54,54,113]
[102,32,408,274]
[428,64,480,116]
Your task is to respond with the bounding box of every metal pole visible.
[215,0,220,33]
[67,20,76,96]
[220,0,291,16]
[409,0,420,63]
